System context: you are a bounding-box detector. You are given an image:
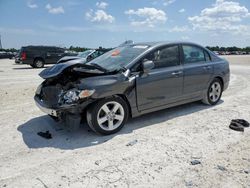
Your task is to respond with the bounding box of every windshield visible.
[86,45,149,71]
[77,50,94,58]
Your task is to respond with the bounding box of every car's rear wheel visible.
[202,78,222,105]
[33,59,44,68]
[86,96,129,135]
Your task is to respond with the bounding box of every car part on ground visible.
[229,119,249,132]
[231,119,249,127]
[37,131,52,139]
[34,41,230,135]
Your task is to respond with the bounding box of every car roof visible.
[132,41,205,48]
[22,46,64,49]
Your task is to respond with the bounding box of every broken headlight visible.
[59,89,95,105]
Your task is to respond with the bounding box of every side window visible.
[145,45,180,69]
[204,50,211,62]
[92,51,99,58]
[183,45,205,64]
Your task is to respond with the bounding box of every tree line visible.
[68,46,113,53]
[1,45,250,53]
[206,46,250,52]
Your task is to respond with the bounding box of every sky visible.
[0,0,250,49]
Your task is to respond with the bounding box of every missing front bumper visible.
[35,100,58,117]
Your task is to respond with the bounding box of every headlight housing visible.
[59,89,95,105]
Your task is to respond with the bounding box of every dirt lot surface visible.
[0,56,250,188]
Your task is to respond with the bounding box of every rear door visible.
[46,47,64,64]
[181,44,213,99]
[136,45,184,111]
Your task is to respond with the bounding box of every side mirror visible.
[142,60,154,73]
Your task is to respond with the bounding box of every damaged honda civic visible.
[35,42,230,135]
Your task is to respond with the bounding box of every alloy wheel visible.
[209,82,221,102]
[97,101,125,131]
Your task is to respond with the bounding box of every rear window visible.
[183,45,205,64]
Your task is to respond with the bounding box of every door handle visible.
[171,71,183,76]
[203,66,211,70]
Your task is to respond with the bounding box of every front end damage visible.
[35,82,95,130]
[35,59,136,130]
[34,61,106,130]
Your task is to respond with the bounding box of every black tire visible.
[202,78,223,105]
[33,58,44,68]
[86,96,129,135]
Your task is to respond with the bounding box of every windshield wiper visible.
[89,63,108,72]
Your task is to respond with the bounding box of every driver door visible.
[136,45,183,111]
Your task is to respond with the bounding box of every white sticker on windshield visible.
[133,45,148,49]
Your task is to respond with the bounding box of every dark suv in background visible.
[15,46,76,68]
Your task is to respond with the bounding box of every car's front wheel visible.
[86,96,129,135]
[202,78,223,105]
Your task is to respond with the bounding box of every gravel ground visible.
[0,56,249,188]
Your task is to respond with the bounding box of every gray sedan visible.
[35,41,230,135]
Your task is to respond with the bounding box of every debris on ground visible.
[217,165,227,171]
[36,178,49,188]
[229,119,249,132]
[126,139,138,146]
[185,180,193,187]
[190,160,201,165]
[37,131,52,139]
[95,160,101,166]
[244,169,249,174]
[232,119,250,127]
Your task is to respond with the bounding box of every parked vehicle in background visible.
[57,49,105,64]
[16,46,77,68]
[0,51,15,59]
[35,41,230,135]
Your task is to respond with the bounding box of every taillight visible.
[21,52,26,60]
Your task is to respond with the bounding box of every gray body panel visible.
[136,65,183,111]
[35,41,230,119]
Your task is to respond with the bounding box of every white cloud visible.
[27,1,38,9]
[169,26,189,32]
[46,4,64,14]
[125,7,167,28]
[179,8,185,13]
[188,0,250,35]
[86,9,115,23]
[96,2,108,9]
[163,0,176,6]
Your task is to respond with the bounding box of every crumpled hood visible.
[39,59,86,79]
[57,56,87,64]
